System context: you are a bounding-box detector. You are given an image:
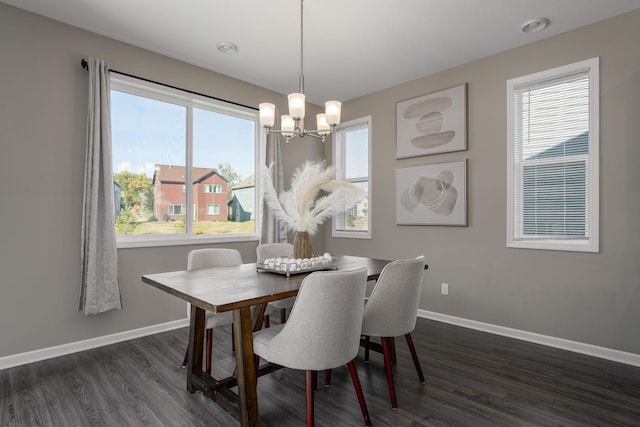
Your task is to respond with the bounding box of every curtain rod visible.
[80,58,257,111]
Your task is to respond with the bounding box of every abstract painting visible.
[396,84,467,159]
[396,160,467,226]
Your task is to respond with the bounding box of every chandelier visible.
[259,0,341,142]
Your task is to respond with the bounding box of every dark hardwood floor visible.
[2,318,639,426]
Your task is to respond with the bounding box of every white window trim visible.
[506,57,599,253]
[332,116,372,239]
[111,74,260,248]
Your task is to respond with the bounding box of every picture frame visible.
[396,83,467,159]
[396,159,467,226]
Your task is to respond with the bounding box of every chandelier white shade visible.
[259,0,342,142]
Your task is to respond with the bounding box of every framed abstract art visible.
[396,159,467,226]
[396,84,467,159]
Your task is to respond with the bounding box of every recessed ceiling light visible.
[216,41,238,54]
[521,17,550,33]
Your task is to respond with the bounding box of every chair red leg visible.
[280,308,287,323]
[305,370,315,427]
[364,335,370,362]
[347,360,372,426]
[324,369,332,387]
[405,333,425,383]
[381,336,398,409]
[205,328,213,375]
[264,314,270,328]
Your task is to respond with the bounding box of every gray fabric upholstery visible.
[361,256,425,337]
[253,267,368,370]
[186,248,243,328]
[256,243,294,260]
[257,243,295,311]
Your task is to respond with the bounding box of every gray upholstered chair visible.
[253,267,372,427]
[182,248,243,374]
[256,243,296,323]
[360,256,426,409]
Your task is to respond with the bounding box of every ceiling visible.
[4,0,640,105]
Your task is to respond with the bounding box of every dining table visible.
[141,255,422,426]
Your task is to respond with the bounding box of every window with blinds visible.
[333,116,371,239]
[507,58,599,252]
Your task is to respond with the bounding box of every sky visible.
[111,89,256,180]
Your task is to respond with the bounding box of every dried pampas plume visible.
[262,161,365,235]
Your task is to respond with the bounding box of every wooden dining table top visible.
[141,255,395,313]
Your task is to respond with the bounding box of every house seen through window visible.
[110,75,259,247]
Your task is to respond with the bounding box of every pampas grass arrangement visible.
[262,161,365,235]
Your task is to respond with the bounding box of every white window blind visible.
[507,58,599,252]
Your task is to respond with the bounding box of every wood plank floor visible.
[1,318,639,426]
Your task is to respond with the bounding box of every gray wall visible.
[1,3,638,359]
[0,3,323,357]
[324,10,640,354]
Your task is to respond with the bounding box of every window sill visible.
[507,238,598,253]
[116,233,259,249]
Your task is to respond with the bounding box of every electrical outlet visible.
[441,283,449,295]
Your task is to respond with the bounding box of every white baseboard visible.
[3,312,639,371]
[419,310,640,368]
[0,319,189,371]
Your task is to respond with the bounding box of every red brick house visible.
[152,164,228,221]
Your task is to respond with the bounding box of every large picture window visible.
[507,57,599,252]
[332,117,371,239]
[111,75,259,247]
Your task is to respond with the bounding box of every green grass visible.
[117,220,255,236]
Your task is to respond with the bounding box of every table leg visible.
[187,305,205,392]
[233,307,259,427]
[251,303,268,332]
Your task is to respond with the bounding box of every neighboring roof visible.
[152,164,225,184]
[526,131,589,161]
[231,175,255,190]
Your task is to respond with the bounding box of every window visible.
[168,204,184,215]
[332,116,371,239]
[111,74,259,247]
[507,57,599,252]
[204,184,223,194]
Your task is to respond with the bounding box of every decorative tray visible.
[256,255,337,277]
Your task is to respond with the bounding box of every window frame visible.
[506,57,599,252]
[110,74,261,248]
[332,116,372,239]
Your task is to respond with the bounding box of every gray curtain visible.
[260,116,288,244]
[79,57,122,315]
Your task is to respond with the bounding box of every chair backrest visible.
[186,248,243,317]
[256,243,294,260]
[264,267,368,370]
[187,248,243,271]
[361,256,425,337]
